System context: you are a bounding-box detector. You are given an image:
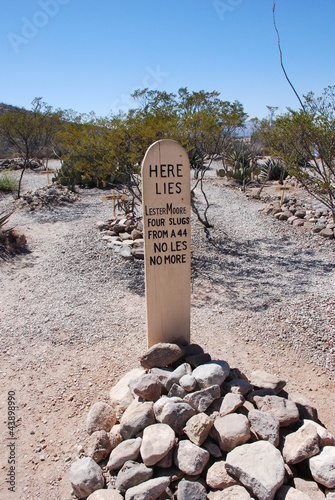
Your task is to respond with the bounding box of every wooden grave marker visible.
[39,159,55,184]
[102,190,127,216]
[275,181,295,206]
[141,139,191,347]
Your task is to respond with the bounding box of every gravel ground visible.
[0,169,334,499]
[190,179,335,375]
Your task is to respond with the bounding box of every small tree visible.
[257,86,335,220]
[176,88,247,227]
[0,98,61,197]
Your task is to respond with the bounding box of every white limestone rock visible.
[282,422,320,464]
[115,460,153,494]
[176,479,207,499]
[226,441,285,500]
[211,413,251,452]
[109,368,146,419]
[300,419,335,447]
[276,485,311,499]
[248,409,280,447]
[87,489,123,499]
[179,374,197,392]
[166,363,192,391]
[253,395,299,427]
[206,460,237,489]
[250,369,286,393]
[87,430,112,463]
[106,437,142,471]
[207,485,252,499]
[224,378,253,396]
[174,440,210,475]
[184,384,221,413]
[119,399,155,440]
[70,457,105,498]
[192,361,230,388]
[140,423,175,466]
[117,245,133,260]
[183,412,214,446]
[86,402,117,435]
[309,446,335,489]
[125,477,170,500]
[219,392,245,416]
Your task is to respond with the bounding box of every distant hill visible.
[0,103,23,157]
[0,102,23,117]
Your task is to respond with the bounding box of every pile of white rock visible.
[70,343,335,499]
[0,158,41,171]
[16,184,79,211]
[97,215,144,260]
[260,199,335,240]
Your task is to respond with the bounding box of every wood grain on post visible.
[141,140,191,347]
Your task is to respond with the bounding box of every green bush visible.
[0,171,19,193]
[53,161,129,189]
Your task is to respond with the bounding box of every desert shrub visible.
[0,171,19,193]
[0,212,27,256]
[256,86,335,220]
[54,160,129,189]
[0,98,61,198]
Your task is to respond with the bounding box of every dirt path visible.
[0,171,334,499]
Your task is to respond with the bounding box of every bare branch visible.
[272,1,306,112]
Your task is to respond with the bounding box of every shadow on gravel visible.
[0,246,31,263]
[191,234,335,312]
[117,259,145,296]
[120,232,335,308]
[24,200,100,224]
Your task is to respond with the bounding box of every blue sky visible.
[1,0,334,119]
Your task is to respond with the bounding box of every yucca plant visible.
[254,158,288,199]
[224,141,258,191]
[260,158,287,183]
[0,211,13,228]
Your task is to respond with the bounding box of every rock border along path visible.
[0,170,334,499]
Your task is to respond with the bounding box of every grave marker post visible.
[102,190,127,216]
[275,182,295,206]
[141,140,191,347]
